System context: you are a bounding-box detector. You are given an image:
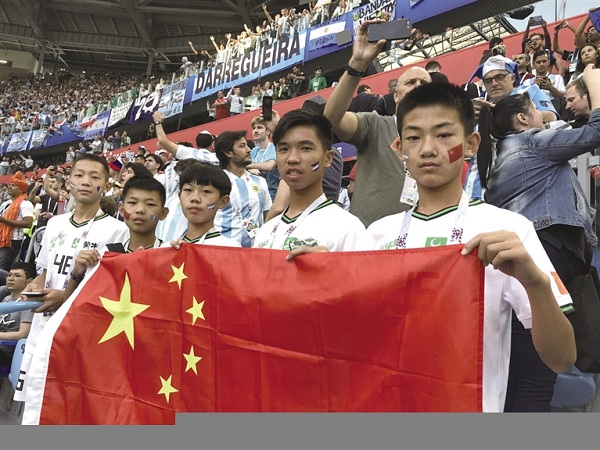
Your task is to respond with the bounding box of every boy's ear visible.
[158,207,169,221]
[324,148,334,168]
[102,180,112,194]
[464,132,481,159]
[218,195,230,210]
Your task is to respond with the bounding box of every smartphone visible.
[262,96,273,121]
[368,19,412,43]
[530,15,543,26]
[106,243,127,253]
[21,291,45,297]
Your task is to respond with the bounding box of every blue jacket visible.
[485,110,600,247]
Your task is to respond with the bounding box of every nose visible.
[419,136,438,157]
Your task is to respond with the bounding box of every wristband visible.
[70,271,85,283]
[154,120,162,125]
[345,64,365,77]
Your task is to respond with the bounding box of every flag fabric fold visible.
[23,244,484,424]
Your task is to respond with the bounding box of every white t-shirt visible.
[214,170,272,247]
[15,210,129,402]
[253,195,372,251]
[160,227,241,248]
[366,201,572,413]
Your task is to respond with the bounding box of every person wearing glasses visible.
[462,55,560,203]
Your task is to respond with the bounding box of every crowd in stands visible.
[2,5,600,420]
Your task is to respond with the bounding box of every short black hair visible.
[396,82,475,137]
[215,130,248,168]
[272,109,333,152]
[10,261,37,280]
[357,84,371,94]
[145,154,163,166]
[425,60,442,72]
[196,132,215,149]
[71,154,110,180]
[122,175,167,206]
[179,162,231,197]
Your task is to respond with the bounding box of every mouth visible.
[132,218,146,224]
[419,162,439,169]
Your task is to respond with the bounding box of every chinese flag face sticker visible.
[447,143,463,164]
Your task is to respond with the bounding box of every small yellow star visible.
[158,375,179,403]
[186,296,205,325]
[169,262,188,289]
[98,273,150,349]
[183,346,203,374]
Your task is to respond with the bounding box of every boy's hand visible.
[461,230,548,289]
[286,245,329,261]
[349,19,387,72]
[72,249,101,277]
[170,239,184,250]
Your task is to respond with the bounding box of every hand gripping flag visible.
[23,244,484,424]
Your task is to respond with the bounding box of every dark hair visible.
[357,84,371,94]
[176,141,194,148]
[178,162,231,197]
[71,154,110,180]
[576,43,600,74]
[477,92,532,189]
[488,37,503,49]
[532,49,548,63]
[429,72,449,84]
[122,175,167,207]
[196,132,215,149]
[425,60,442,72]
[10,261,36,280]
[272,109,333,151]
[145,154,163,167]
[396,82,475,137]
[99,195,117,217]
[123,162,153,179]
[215,130,248,168]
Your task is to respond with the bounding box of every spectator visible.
[121,131,131,147]
[323,19,431,227]
[372,78,398,116]
[212,90,230,120]
[0,172,34,271]
[512,52,535,84]
[213,130,272,247]
[425,60,442,73]
[307,67,327,93]
[247,115,280,201]
[226,87,245,116]
[287,66,306,98]
[347,84,380,113]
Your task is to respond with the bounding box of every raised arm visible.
[262,3,274,24]
[152,111,179,155]
[323,19,386,142]
[575,11,592,49]
[188,40,199,55]
[209,36,220,53]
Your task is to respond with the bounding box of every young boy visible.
[365,82,576,412]
[15,154,129,404]
[0,262,36,367]
[252,109,372,256]
[166,163,241,248]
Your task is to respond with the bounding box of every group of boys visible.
[3,18,588,417]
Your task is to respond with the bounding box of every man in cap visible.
[0,172,34,271]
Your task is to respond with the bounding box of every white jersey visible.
[160,227,241,248]
[155,146,219,243]
[366,201,573,413]
[214,169,272,247]
[15,210,129,402]
[253,195,373,251]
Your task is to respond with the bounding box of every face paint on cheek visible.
[311,162,319,172]
[207,203,216,210]
[447,143,463,164]
[150,214,158,222]
[97,186,102,192]
[122,210,131,221]
[70,182,76,191]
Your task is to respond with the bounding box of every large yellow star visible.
[158,375,178,403]
[186,296,205,325]
[183,346,203,374]
[169,262,188,289]
[98,273,150,349]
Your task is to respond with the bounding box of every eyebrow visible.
[277,139,318,147]
[403,121,457,132]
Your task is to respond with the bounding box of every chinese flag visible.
[27,244,484,424]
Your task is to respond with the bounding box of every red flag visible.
[32,244,484,424]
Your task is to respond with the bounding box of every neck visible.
[72,202,100,223]
[286,186,324,217]
[186,221,214,240]
[415,182,464,215]
[257,139,270,149]
[227,164,246,177]
[128,232,157,251]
